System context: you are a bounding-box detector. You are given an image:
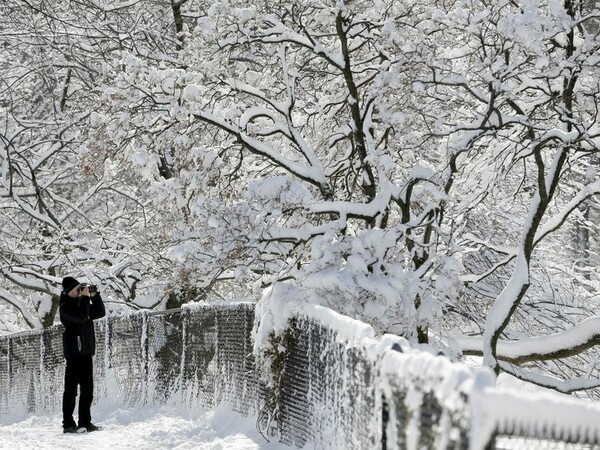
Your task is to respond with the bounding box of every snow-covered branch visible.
[1,267,60,296]
[534,179,600,243]
[499,361,600,394]
[462,179,600,284]
[458,316,600,364]
[192,110,329,190]
[255,16,345,69]
[309,187,392,221]
[0,288,42,330]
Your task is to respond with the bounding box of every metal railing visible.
[1,302,599,449]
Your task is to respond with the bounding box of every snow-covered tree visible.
[404,0,600,389]
[1,0,599,396]
[103,0,599,393]
[0,0,190,329]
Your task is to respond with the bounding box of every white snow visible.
[0,288,43,330]
[457,316,600,362]
[253,283,375,355]
[0,403,287,450]
[183,84,202,101]
[469,386,600,450]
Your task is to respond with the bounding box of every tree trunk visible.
[171,0,188,52]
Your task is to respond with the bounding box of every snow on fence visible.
[1,300,600,450]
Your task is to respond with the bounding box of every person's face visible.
[67,284,81,298]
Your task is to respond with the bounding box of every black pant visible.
[62,356,94,428]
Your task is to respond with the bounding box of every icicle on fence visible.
[1,301,600,449]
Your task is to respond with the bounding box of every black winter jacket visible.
[59,292,106,358]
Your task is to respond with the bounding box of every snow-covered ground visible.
[0,403,289,450]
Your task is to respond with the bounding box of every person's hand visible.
[80,286,90,297]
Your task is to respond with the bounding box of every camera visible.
[81,284,98,294]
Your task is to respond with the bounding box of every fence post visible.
[179,308,188,394]
[39,331,46,412]
[7,336,12,407]
[105,315,112,370]
[141,311,149,404]
[382,395,389,450]
[484,434,496,450]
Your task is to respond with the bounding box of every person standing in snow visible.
[59,276,106,433]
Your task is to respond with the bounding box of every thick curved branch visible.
[458,316,600,364]
[192,110,330,195]
[1,267,60,296]
[309,181,393,221]
[0,288,43,330]
[498,361,600,394]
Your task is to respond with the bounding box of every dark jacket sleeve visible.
[90,294,106,320]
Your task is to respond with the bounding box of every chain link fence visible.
[1,302,599,449]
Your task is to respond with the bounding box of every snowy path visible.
[0,404,288,450]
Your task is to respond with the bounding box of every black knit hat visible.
[62,276,80,293]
